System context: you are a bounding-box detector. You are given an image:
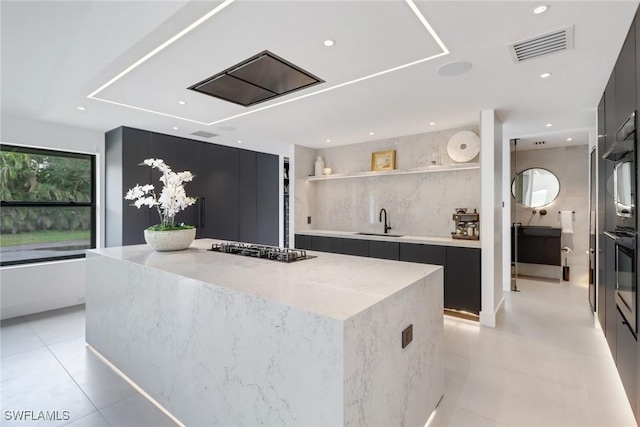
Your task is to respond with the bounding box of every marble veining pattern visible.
[85,241,444,427]
[295,125,480,238]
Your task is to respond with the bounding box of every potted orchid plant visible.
[125,158,197,251]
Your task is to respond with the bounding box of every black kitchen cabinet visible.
[617,308,638,417]
[605,74,617,153]
[295,234,312,250]
[369,240,399,260]
[597,94,607,328]
[239,150,258,243]
[105,126,279,247]
[312,236,343,253]
[615,20,637,131]
[106,127,152,247]
[294,234,481,314]
[445,247,481,315]
[399,243,446,265]
[605,234,617,359]
[196,143,240,241]
[342,239,369,257]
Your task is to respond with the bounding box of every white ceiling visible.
[1,0,638,154]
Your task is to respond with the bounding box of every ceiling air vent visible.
[508,26,574,63]
[191,130,218,138]
[189,50,324,107]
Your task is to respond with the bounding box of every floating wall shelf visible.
[306,163,480,181]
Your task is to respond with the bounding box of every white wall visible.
[479,110,504,327]
[1,114,104,319]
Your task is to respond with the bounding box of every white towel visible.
[560,211,573,234]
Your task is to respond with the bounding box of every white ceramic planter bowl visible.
[144,228,196,251]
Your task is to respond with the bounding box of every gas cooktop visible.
[209,242,316,263]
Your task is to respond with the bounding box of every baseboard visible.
[479,297,505,328]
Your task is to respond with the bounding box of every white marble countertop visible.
[295,229,481,248]
[88,239,441,321]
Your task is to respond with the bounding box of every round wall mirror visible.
[512,168,560,208]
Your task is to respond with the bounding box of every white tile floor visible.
[0,276,636,426]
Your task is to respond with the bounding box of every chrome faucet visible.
[379,208,392,234]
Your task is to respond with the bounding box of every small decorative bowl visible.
[323,168,332,175]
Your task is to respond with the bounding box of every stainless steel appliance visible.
[452,208,479,240]
[210,242,316,263]
[603,111,636,231]
[605,230,637,336]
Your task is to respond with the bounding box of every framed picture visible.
[371,150,396,171]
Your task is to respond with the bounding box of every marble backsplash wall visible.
[511,145,589,282]
[295,125,481,237]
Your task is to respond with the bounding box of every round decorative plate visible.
[447,131,479,162]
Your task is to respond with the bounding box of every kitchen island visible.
[85,239,444,426]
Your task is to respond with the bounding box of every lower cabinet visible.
[445,246,481,315]
[342,239,369,257]
[312,236,343,253]
[295,235,481,314]
[617,308,638,416]
[369,241,399,260]
[295,234,312,250]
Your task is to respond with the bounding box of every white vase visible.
[144,228,196,251]
[315,156,325,176]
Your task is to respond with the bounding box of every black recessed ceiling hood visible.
[189,50,324,107]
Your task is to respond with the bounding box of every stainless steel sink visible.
[356,232,404,237]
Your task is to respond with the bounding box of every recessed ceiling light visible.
[173,126,179,130]
[540,72,552,78]
[545,123,553,127]
[566,137,573,141]
[323,40,335,47]
[429,122,436,126]
[76,106,85,111]
[237,140,242,144]
[532,4,548,14]
[178,101,186,105]
[369,132,375,135]
[326,139,331,143]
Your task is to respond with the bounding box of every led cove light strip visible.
[87,0,449,126]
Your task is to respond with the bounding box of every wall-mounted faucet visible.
[379,208,392,234]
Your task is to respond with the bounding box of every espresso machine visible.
[452,208,480,240]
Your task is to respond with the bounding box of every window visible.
[0,145,96,266]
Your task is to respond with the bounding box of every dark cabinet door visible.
[605,74,617,153]
[617,308,638,417]
[120,127,153,246]
[605,234,617,358]
[615,20,636,130]
[399,243,445,265]
[598,94,607,327]
[342,239,369,257]
[369,241,399,260]
[312,236,343,253]
[445,247,481,315]
[256,152,279,246]
[239,150,257,243]
[295,234,312,250]
[200,143,240,241]
[149,132,201,232]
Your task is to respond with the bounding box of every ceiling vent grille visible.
[191,130,218,138]
[508,26,574,63]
